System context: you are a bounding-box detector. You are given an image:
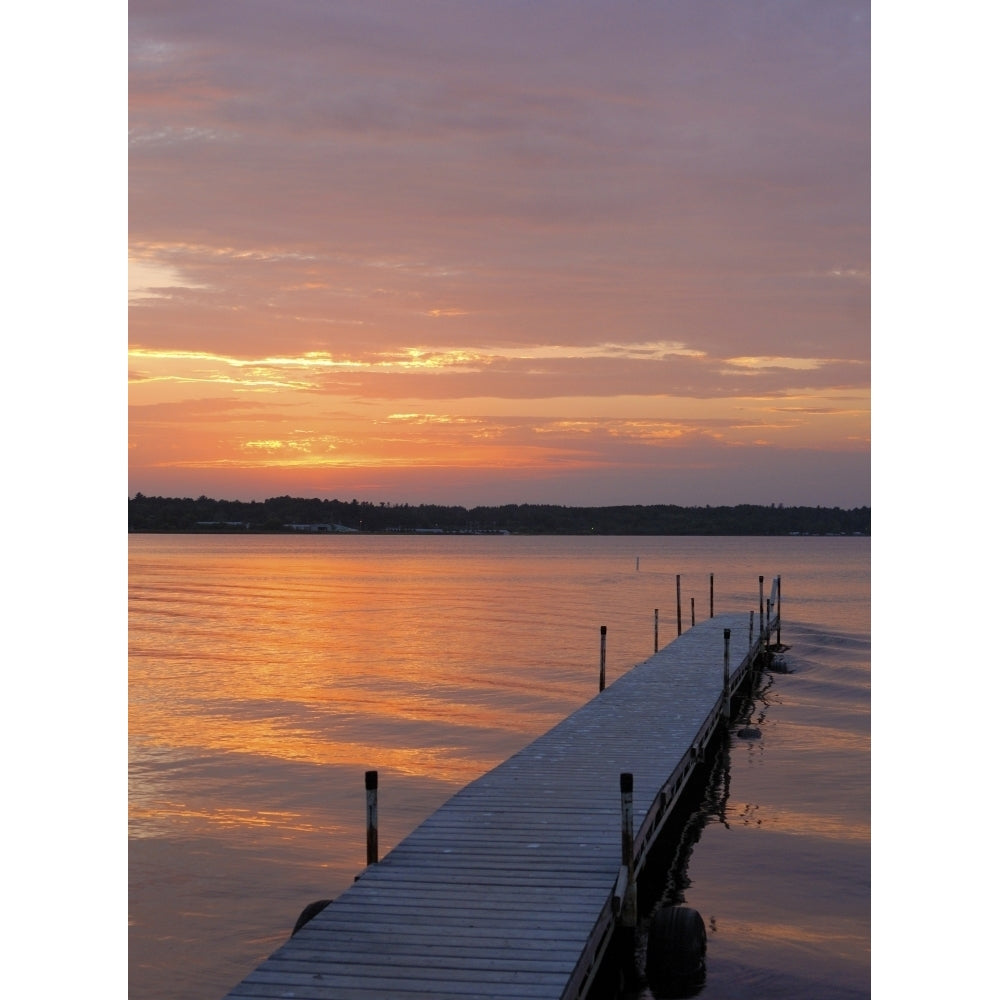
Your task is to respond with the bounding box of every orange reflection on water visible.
[129,543,584,824]
[133,710,502,781]
[129,802,339,840]
[724,799,870,843]
[773,721,869,755]
[715,916,870,961]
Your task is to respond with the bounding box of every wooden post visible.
[365,770,378,865]
[654,609,659,653]
[619,773,636,928]
[766,598,772,643]
[690,597,695,627]
[749,610,754,653]
[599,625,607,692]
[710,573,714,618]
[758,576,765,631]
[723,628,731,721]
[776,576,781,646]
[676,574,682,635]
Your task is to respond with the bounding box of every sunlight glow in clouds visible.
[129,0,869,507]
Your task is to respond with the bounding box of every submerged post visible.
[676,575,682,635]
[654,609,659,653]
[710,573,714,618]
[723,628,731,721]
[365,770,378,865]
[600,625,607,692]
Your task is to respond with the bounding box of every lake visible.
[128,534,869,999]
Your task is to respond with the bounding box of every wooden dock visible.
[224,582,779,1000]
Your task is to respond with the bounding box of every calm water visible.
[128,535,869,999]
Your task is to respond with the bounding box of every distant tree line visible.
[128,493,870,536]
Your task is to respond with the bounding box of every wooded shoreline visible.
[129,494,870,536]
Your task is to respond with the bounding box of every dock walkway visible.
[224,605,775,1000]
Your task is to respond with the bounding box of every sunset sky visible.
[129,0,871,507]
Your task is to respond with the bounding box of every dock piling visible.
[676,575,682,636]
[710,573,714,618]
[723,629,731,721]
[619,773,636,928]
[654,609,659,653]
[599,625,607,692]
[776,576,782,646]
[365,770,378,865]
[618,771,639,990]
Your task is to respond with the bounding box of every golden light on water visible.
[129,709,521,781]
[722,800,870,843]
[128,542,590,853]
[128,801,338,840]
[715,917,870,962]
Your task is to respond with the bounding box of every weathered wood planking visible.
[223,610,770,1000]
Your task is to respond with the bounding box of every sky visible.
[128,0,871,508]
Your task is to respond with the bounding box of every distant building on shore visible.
[285,523,359,533]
